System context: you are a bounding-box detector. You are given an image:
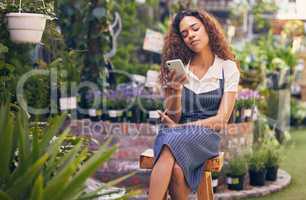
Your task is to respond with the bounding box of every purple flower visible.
[238,89,261,100]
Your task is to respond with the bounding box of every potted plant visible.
[247,149,267,186]
[105,88,133,123]
[225,155,248,191]
[252,0,277,34]
[4,0,54,43]
[115,84,140,123]
[290,98,306,127]
[262,138,283,181]
[106,99,125,123]
[264,147,282,181]
[49,51,82,119]
[266,58,290,90]
[236,89,260,122]
[86,90,104,122]
[235,43,265,90]
[140,95,163,124]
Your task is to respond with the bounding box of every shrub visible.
[247,149,267,172]
[226,155,248,177]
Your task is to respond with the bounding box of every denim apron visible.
[153,70,224,192]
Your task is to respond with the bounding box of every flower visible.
[236,89,261,109]
[104,83,164,110]
[238,89,261,101]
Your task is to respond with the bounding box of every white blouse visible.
[184,55,240,94]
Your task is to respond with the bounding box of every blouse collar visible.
[185,55,223,82]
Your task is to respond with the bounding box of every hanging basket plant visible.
[5,0,52,44]
[6,13,47,43]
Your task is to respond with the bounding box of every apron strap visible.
[220,68,225,96]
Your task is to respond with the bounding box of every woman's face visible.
[179,16,209,53]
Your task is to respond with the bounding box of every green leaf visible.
[6,154,49,198]
[115,189,143,200]
[0,104,14,181]
[104,171,136,188]
[53,141,83,173]
[0,43,8,54]
[0,191,13,200]
[39,114,67,154]
[32,124,40,163]
[44,130,69,178]
[6,110,33,187]
[80,171,137,199]
[60,144,117,199]
[30,175,44,200]
[15,110,31,174]
[44,148,88,200]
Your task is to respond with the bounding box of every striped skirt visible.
[153,125,221,193]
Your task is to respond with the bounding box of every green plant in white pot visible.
[4,0,54,43]
[49,50,82,116]
[106,96,127,123]
[226,155,248,191]
[105,86,136,122]
[140,95,163,124]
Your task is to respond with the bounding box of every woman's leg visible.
[168,162,191,200]
[148,145,175,200]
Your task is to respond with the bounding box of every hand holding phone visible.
[164,59,188,91]
[166,59,187,77]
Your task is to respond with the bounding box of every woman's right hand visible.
[162,69,188,93]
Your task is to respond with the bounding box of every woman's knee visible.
[159,145,175,162]
[171,163,185,184]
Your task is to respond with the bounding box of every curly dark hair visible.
[161,9,238,84]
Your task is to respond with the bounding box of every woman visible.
[148,9,240,200]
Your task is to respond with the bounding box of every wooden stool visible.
[139,149,224,200]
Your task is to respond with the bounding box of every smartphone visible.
[166,59,187,77]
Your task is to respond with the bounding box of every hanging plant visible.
[4,0,54,44]
[252,0,278,33]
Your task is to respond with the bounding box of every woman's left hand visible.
[158,110,179,128]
